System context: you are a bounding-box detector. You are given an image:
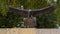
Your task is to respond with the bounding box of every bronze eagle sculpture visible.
[7,5,57,28]
[7,5,57,17]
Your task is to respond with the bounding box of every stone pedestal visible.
[23,17,36,28]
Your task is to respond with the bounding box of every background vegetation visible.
[0,0,60,28]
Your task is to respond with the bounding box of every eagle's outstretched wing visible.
[30,6,57,16]
[7,6,28,17]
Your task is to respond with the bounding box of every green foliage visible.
[19,0,50,9]
[37,12,57,28]
[0,12,23,28]
[0,0,7,16]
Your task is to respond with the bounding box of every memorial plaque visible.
[23,17,36,28]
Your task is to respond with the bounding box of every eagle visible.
[7,5,57,17]
[6,5,57,28]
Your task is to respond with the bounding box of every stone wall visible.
[0,28,60,34]
[0,28,36,34]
